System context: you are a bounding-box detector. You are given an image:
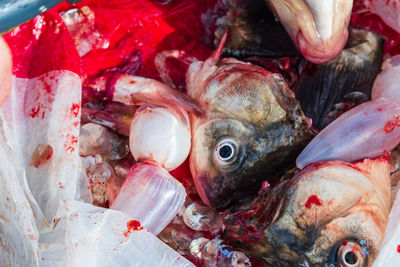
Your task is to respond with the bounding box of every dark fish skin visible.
[222,159,391,267]
[209,0,300,58]
[294,27,384,130]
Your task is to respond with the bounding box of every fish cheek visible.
[190,119,259,207]
[304,212,382,266]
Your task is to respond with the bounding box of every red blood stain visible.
[73,121,79,127]
[70,103,80,117]
[261,181,270,190]
[65,146,75,153]
[377,107,383,112]
[397,245,400,253]
[64,134,78,153]
[384,114,400,133]
[58,182,65,189]
[70,135,78,145]
[129,80,136,84]
[29,106,41,118]
[342,241,348,247]
[123,220,143,237]
[305,195,323,209]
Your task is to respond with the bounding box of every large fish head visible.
[189,57,312,208]
[265,0,353,63]
[224,158,391,266]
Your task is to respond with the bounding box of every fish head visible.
[265,0,353,63]
[224,158,391,266]
[189,55,312,208]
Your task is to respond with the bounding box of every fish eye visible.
[213,137,243,169]
[218,142,234,160]
[337,241,365,267]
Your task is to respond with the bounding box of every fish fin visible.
[108,74,202,118]
[154,50,198,89]
[185,32,226,100]
[294,28,384,130]
[209,30,227,65]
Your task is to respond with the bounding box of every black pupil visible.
[344,251,357,265]
[219,145,233,159]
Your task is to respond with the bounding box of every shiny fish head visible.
[265,0,353,63]
[224,159,391,266]
[189,53,313,208]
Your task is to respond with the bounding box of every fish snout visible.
[297,0,352,63]
[297,27,348,64]
[266,0,353,63]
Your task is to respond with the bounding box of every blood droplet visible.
[261,181,270,190]
[70,103,80,117]
[397,245,400,253]
[123,220,143,237]
[384,115,400,133]
[305,195,322,209]
[29,106,41,118]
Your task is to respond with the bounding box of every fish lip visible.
[296,28,348,64]
[192,174,213,207]
[193,173,234,208]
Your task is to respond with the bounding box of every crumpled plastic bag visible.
[0,5,195,266]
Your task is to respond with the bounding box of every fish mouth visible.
[266,0,352,63]
[297,27,348,63]
[193,173,236,208]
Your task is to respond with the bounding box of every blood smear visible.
[305,195,323,209]
[123,220,143,237]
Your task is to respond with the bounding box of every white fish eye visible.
[213,138,241,166]
[337,241,365,267]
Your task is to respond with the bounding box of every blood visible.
[261,181,270,190]
[384,116,400,133]
[70,103,80,118]
[29,106,41,118]
[342,241,348,246]
[305,195,323,209]
[123,220,143,237]
[397,245,400,253]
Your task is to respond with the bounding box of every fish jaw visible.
[224,159,390,266]
[265,0,352,63]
